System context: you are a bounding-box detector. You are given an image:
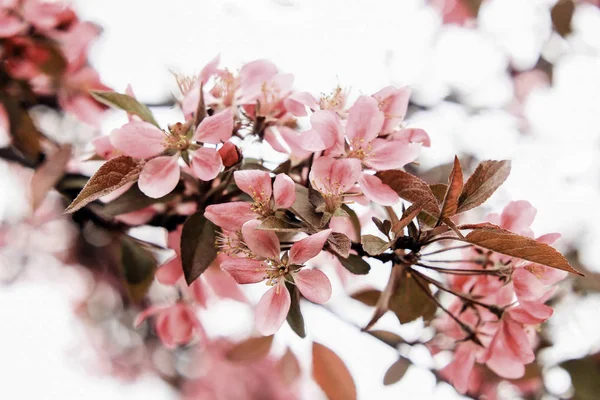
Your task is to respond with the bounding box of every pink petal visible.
[365,139,420,171]
[199,54,220,84]
[191,147,223,181]
[221,258,266,284]
[238,59,278,102]
[283,92,319,116]
[508,303,552,325]
[255,282,291,336]
[138,155,180,198]
[358,173,399,206]
[309,157,362,195]
[202,262,248,303]
[204,202,256,231]
[513,267,548,302]
[440,342,477,395]
[294,268,332,303]
[373,86,411,133]
[391,128,431,147]
[134,305,167,328]
[156,258,183,285]
[345,96,384,143]
[189,278,209,308]
[264,126,291,154]
[110,121,165,159]
[193,108,234,144]
[234,170,272,202]
[0,12,27,37]
[297,129,327,152]
[289,229,332,265]
[310,110,344,150]
[503,316,535,363]
[500,201,537,235]
[536,232,561,245]
[92,135,116,159]
[276,126,316,159]
[242,220,280,259]
[273,174,296,209]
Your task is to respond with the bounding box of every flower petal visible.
[358,173,399,206]
[193,108,234,144]
[289,229,332,265]
[234,170,273,202]
[365,139,420,171]
[204,202,256,231]
[500,201,536,236]
[391,128,431,147]
[294,269,332,303]
[373,85,411,133]
[255,282,291,336]
[273,174,296,209]
[283,92,318,116]
[138,155,180,198]
[345,95,384,143]
[242,220,280,259]
[309,157,362,195]
[221,258,266,284]
[156,258,183,285]
[191,147,223,181]
[310,110,344,150]
[110,121,165,159]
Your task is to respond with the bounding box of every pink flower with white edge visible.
[220,220,332,335]
[205,170,296,231]
[135,302,206,349]
[309,156,362,213]
[307,95,424,205]
[110,108,233,198]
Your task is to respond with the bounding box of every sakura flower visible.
[205,170,296,231]
[309,156,361,213]
[110,108,233,198]
[307,95,424,205]
[220,220,332,335]
[135,302,206,349]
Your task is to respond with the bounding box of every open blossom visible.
[220,220,332,335]
[309,156,362,213]
[135,302,206,349]
[305,94,428,205]
[110,108,233,198]
[205,170,296,231]
[435,200,569,392]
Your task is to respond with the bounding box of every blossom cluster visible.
[0,23,581,396]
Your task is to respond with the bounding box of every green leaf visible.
[257,216,304,232]
[0,97,42,162]
[290,185,325,229]
[181,211,218,284]
[389,269,437,324]
[120,236,157,303]
[341,204,361,240]
[286,282,306,338]
[361,235,390,256]
[350,289,381,307]
[383,357,411,385]
[102,184,176,216]
[327,232,351,258]
[65,156,143,213]
[90,91,159,127]
[337,254,371,275]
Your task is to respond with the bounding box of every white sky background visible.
[2,0,600,399]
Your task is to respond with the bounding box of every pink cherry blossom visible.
[135,302,206,349]
[309,156,362,212]
[204,170,296,231]
[110,108,233,197]
[220,220,332,335]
